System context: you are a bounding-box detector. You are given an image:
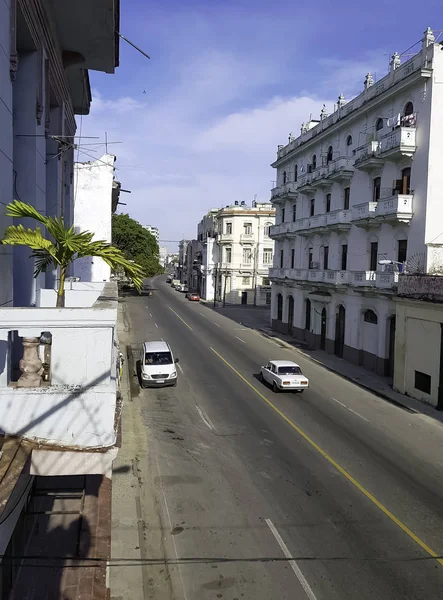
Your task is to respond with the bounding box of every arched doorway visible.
[288,296,294,334]
[320,307,327,350]
[335,305,345,357]
[277,294,283,322]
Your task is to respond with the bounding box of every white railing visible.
[240,233,254,243]
[308,270,325,282]
[0,283,118,449]
[376,272,399,289]
[379,127,416,155]
[326,270,350,284]
[327,157,354,176]
[352,271,376,286]
[218,233,234,243]
[271,181,298,199]
[352,201,378,221]
[354,141,380,165]
[308,214,327,229]
[376,194,413,217]
[326,209,351,226]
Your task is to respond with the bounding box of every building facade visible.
[269,27,443,376]
[143,224,159,243]
[197,209,219,301]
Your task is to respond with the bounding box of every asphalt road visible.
[123,276,443,600]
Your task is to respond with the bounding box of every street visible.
[114,276,443,600]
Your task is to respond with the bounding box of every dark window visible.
[415,371,431,395]
[308,164,313,173]
[370,241,378,271]
[373,177,381,202]
[278,366,302,375]
[280,249,284,268]
[283,170,287,184]
[364,309,378,324]
[327,146,333,164]
[323,246,329,270]
[376,118,384,131]
[281,207,285,222]
[344,187,350,210]
[326,193,331,213]
[291,248,295,269]
[308,247,313,268]
[341,244,348,270]
[398,239,407,264]
[346,135,353,146]
[277,294,283,321]
[312,154,317,169]
[305,299,311,330]
[145,352,173,365]
[401,167,411,194]
[310,198,315,216]
[292,204,297,222]
[404,102,414,117]
[294,165,298,182]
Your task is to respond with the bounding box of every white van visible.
[140,341,178,388]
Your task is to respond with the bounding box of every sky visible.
[79,0,442,251]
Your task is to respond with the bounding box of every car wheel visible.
[259,372,264,383]
[272,381,279,393]
[298,390,304,394]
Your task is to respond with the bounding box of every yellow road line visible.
[210,346,443,566]
[169,307,193,331]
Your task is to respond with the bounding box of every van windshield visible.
[145,352,173,365]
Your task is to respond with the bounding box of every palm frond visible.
[32,249,56,276]
[4,200,50,227]
[1,225,54,251]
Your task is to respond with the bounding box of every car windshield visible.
[278,366,302,375]
[145,352,173,365]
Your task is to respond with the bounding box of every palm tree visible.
[2,200,145,307]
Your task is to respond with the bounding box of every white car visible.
[260,360,309,393]
[140,341,179,388]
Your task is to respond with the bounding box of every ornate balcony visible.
[297,172,313,194]
[354,141,383,171]
[240,233,254,244]
[218,233,234,243]
[310,166,330,189]
[375,194,413,223]
[271,181,298,203]
[327,157,354,182]
[326,209,351,232]
[378,127,416,160]
[352,201,378,226]
[352,271,377,286]
[325,270,350,285]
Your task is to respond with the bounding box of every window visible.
[344,187,350,210]
[291,248,295,269]
[346,135,353,146]
[294,164,298,182]
[305,298,311,330]
[327,145,333,164]
[281,207,285,222]
[225,247,232,263]
[280,249,284,268]
[364,309,378,324]
[310,198,315,216]
[262,278,270,286]
[145,352,173,365]
[326,193,331,213]
[341,244,348,270]
[263,248,273,265]
[373,177,381,202]
[415,371,431,395]
[404,102,414,117]
[312,154,317,169]
[283,170,287,184]
[376,117,384,131]
[243,248,252,265]
[323,246,329,270]
[308,163,313,173]
[264,222,272,236]
[266,291,271,305]
[370,241,378,271]
[226,222,232,234]
[401,167,411,194]
[292,204,297,222]
[398,239,407,264]
[243,276,251,286]
[308,247,313,269]
[278,366,302,375]
[277,294,283,321]
[244,222,252,234]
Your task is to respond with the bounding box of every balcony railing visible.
[376,272,399,289]
[0,282,118,449]
[308,270,325,282]
[325,270,350,284]
[218,233,234,243]
[352,201,378,222]
[327,157,354,180]
[297,172,313,192]
[375,194,413,222]
[352,271,377,286]
[271,181,298,201]
[326,209,351,227]
[240,233,254,243]
[378,127,416,159]
[353,141,382,170]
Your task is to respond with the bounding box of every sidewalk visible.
[209,304,443,424]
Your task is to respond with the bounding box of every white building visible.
[159,246,168,268]
[73,154,120,282]
[199,201,276,305]
[143,224,159,243]
[269,27,443,377]
[198,209,219,301]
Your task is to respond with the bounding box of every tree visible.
[1,200,145,307]
[112,213,162,277]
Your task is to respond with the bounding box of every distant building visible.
[159,246,168,268]
[143,225,159,244]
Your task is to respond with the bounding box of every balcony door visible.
[288,295,294,333]
[401,167,411,194]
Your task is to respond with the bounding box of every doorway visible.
[335,305,345,357]
[320,307,327,350]
[241,291,248,305]
[288,296,294,334]
[401,167,411,194]
[387,315,396,377]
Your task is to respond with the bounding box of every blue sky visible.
[80,1,441,250]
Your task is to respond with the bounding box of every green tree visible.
[112,213,162,277]
[1,200,145,307]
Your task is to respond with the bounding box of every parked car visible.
[140,341,179,388]
[175,284,183,292]
[188,293,200,302]
[259,360,309,393]
[180,285,189,293]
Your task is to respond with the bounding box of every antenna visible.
[105,132,108,153]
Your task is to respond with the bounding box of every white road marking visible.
[150,313,153,317]
[196,405,215,431]
[265,519,318,600]
[331,397,369,422]
[214,322,221,328]
[177,363,184,375]
[154,323,159,328]
[235,336,246,344]
[234,328,249,331]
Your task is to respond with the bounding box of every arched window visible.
[264,222,273,236]
[346,135,353,146]
[277,294,283,321]
[294,164,298,182]
[283,170,287,184]
[305,298,311,331]
[312,154,317,169]
[364,309,378,324]
[326,146,333,164]
[404,102,414,116]
[375,118,384,131]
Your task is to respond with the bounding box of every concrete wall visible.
[37,282,104,307]
[73,154,116,282]
[394,298,442,407]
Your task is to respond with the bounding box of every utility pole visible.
[213,265,218,308]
